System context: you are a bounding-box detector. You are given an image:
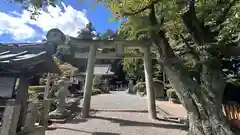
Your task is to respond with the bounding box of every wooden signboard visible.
[0,77,16,98]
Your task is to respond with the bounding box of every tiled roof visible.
[0,43,60,76]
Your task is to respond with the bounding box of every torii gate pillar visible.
[143,46,157,119]
[81,45,97,118]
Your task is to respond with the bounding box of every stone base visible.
[49,117,68,124]
[49,109,70,119]
[17,126,45,135]
[49,97,82,124]
[49,110,78,124]
[65,96,82,111]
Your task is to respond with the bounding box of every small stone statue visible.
[128,80,134,94]
[49,76,70,119]
[102,78,109,93]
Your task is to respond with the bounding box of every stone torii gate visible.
[46,28,157,119]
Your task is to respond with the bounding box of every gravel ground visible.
[46,91,187,135]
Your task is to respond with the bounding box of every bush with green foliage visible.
[28,85,46,102]
[166,88,179,100]
[92,89,103,96]
[134,82,146,93]
[39,78,46,85]
[29,85,45,91]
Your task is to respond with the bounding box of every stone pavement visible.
[155,100,187,119]
[46,91,188,135]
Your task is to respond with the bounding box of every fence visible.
[222,104,240,128]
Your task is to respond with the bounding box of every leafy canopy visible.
[9,0,240,79]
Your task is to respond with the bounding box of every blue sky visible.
[0,0,121,43]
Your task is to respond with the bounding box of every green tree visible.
[77,21,96,39]
[100,29,117,40]
[123,58,144,80]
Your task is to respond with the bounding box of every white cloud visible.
[0,2,89,41]
[36,40,42,43]
[0,12,36,40]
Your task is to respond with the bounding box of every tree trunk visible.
[153,30,237,135]
[163,60,237,135]
[146,2,238,134]
[187,110,233,135]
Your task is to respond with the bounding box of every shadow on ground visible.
[89,116,188,131]
[89,109,160,113]
[49,127,120,135]
[92,132,119,135]
[65,108,104,124]
[65,108,185,126]
[64,107,89,124]
[65,107,162,124]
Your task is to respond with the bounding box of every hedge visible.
[29,85,46,91]
[166,88,179,100]
[92,89,103,95]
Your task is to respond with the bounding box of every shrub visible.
[92,89,103,96]
[166,88,179,100]
[135,82,146,93]
[29,85,46,91]
[39,78,47,85]
[28,85,46,103]
[133,82,146,96]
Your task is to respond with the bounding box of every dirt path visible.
[46,91,187,135]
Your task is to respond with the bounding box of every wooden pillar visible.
[143,46,157,119]
[81,45,97,118]
[16,75,29,131]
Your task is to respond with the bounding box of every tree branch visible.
[217,33,240,57]
[179,34,202,83]
[215,0,237,26]
[122,0,162,16]
[233,32,240,43]
[179,34,200,60]
[148,4,164,56]
[179,0,213,45]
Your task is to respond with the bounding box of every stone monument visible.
[49,76,70,119]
